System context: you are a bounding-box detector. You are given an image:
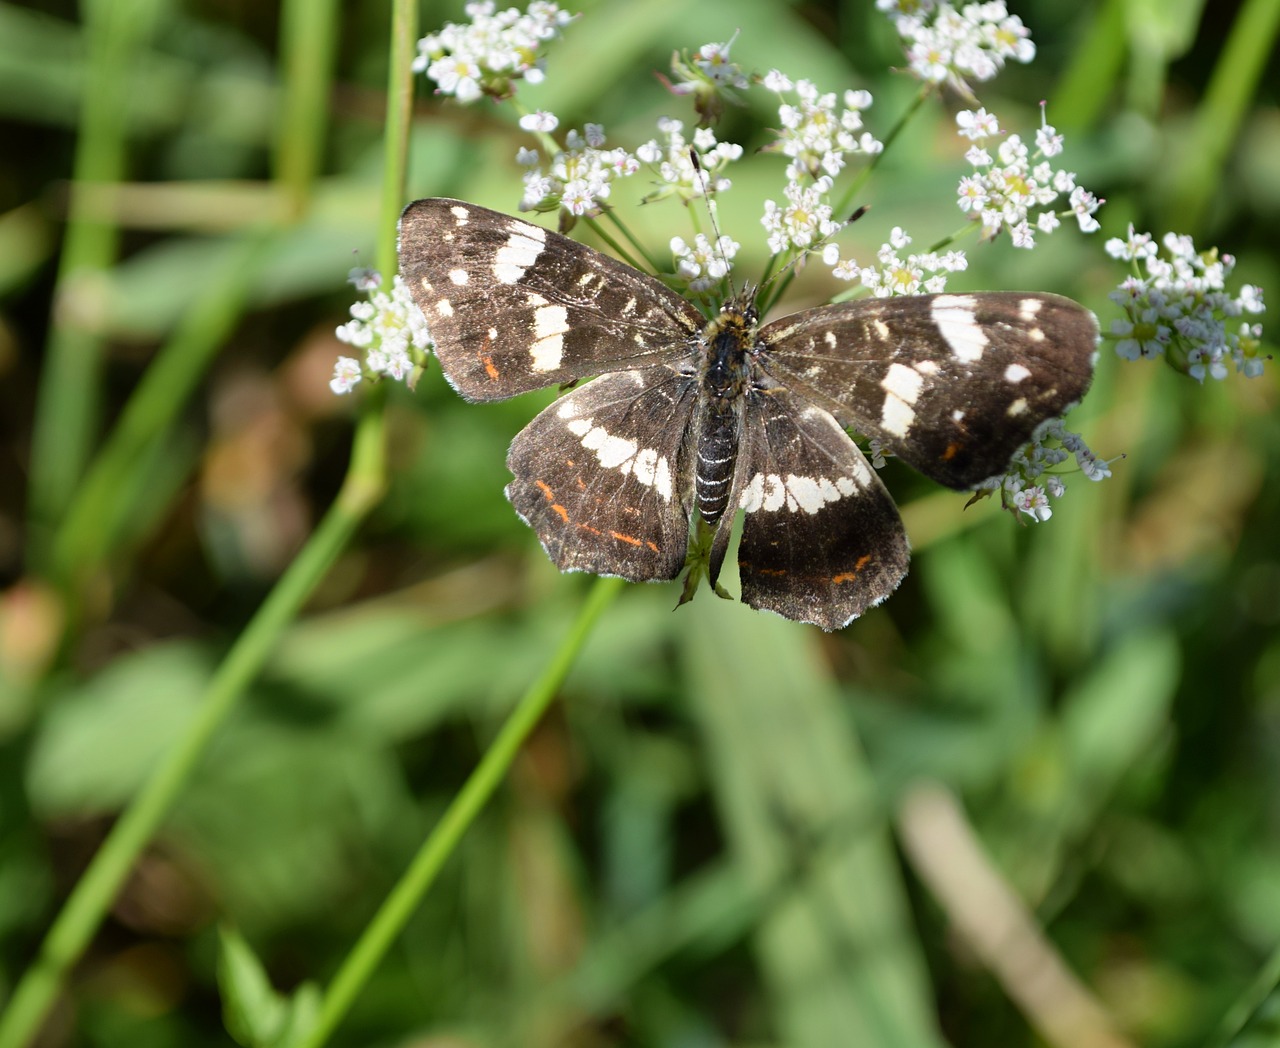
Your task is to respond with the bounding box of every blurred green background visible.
[1,0,1278,1046]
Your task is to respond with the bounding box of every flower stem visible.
[0,401,388,1048]
[294,576,625,1048]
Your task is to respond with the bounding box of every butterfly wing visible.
[759,292,1097,488]
[731,386,910,630]
[398,198,706,401]
[505,366,698,582]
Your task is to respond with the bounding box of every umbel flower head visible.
[412,1,574,103]
[1107,227,1268,381]
[331,269,433,395]
[660,35,751,126]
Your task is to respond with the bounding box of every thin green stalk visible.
[51,233,274,591]
[1165,0,1280,232]
[600,208,664,275]
[583,215,649,274]
[26,0,164,566]
[0,402,389,1048]
[293,576,625,1048]
[379,0,418,278]
[275,0,340,219]
[838,83,932,218]
[1205,938,1280,1048]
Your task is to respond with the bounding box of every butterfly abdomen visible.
[693,302,755,525]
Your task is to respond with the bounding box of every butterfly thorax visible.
[693,296,760,526]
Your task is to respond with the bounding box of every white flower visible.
[883,0,1035,90]
[330,356,363,395]
[986,418,1112,521]
[956,107,1000,141]
[413,1,574,102]
[333,273,433,394]
[856,229,967,296]
[638,118,742,203]
[517,124,639,217]
[1013,484,1052,521]
[764,77,882,180]
[519,109,559,133]
[671,233,738,292]
[761,177,841,254]
[1107,228,1269,380]
[956,119,1102,247]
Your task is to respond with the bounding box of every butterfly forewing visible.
[759,292,1097,488]
[505,366,697,582]
[731,387,910,629]
[398,198,705,400]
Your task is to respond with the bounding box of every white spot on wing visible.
[493,224,547,284]
[1007,398,1028,416]
[1019,297,1043,321]
[931,294,987,362]
[882,362,924,404]
[565,414,674,502]
[874,319,891,341]
[880,396,915,438]
[581,427,637,468]
[530,303,569,371]
[435,299,454,318]
[1004,363,1031,383]
[448,268,469,285]
[450,206,469,224]
[914,359,939,376]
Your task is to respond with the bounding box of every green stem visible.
[26,0,164,567]
[1205,938,1280,1048]
[294,576,625,1048]
[0,403,388,1048]
[584,216,650,274]
[51,234,274,592]
[601,208,663,275]
[1165,0,1280,232]
[275,0,340,220]
[380,0,418,278]
[838,83,933,218]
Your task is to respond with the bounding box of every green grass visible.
[0,1,1278,1046]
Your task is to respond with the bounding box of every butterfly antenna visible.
[688,147,739,302]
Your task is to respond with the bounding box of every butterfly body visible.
[398,197,1098,629]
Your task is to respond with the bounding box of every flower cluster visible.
[879,0,1035,92]
[331,269,433,395]
[761,177,842,255]
[760,74,882,181]
[1107,227,1268,381]
[671,233,739,293]
[636,118,743,203]
[840,226,968,294]
[663,36,751,125]
[955,108,1101,248]
[517,121,640,217]
[413,1,573,103]
[977,419,1112,522]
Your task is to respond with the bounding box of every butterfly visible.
[398,197,1097,629]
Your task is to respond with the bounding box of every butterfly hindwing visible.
[731,387,910,630]
[505,366,697,582]
[398,198,705,401]
[759,292,1097,488]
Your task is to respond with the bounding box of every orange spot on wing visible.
[480,353,499,380]
[832,554,873,584]
[551,503,569,522]
[757,567,788,577]
[535,480,554,500]
[610,530,642,547]
[941,442,962,461]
